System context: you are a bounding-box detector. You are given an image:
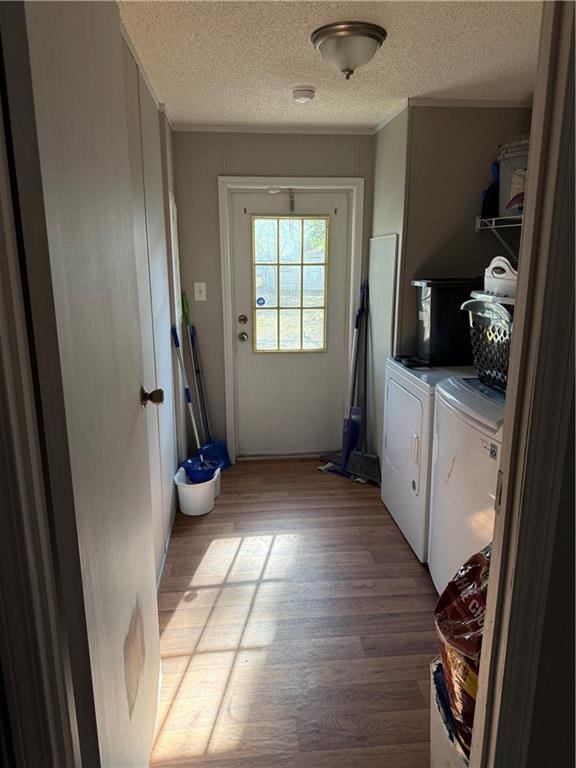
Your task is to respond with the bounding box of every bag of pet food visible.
[434,545,492,757]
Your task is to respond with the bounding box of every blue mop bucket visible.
[182,456,221,484]
[200,439,232,470]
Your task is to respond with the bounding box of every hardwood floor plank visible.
[295,709,429,752]
[152,459,435,767]
[361,630,440,658]
[151,743,428,768]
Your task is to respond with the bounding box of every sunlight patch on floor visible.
[152,532,301,763]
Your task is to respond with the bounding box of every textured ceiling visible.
[119,1,542,132]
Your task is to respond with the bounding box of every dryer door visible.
[384,378,423,497]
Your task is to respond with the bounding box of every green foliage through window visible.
[252,216,327,352]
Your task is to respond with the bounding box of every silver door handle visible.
[238,314,248,324]
[238,332,249,342]
[140,386,164,406]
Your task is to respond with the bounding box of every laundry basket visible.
[461,297,514,391]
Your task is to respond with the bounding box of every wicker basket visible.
[461,299,514,391]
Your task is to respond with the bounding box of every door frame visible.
[470,2,574,765]
[218,176,364,461]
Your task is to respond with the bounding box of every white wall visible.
[173,131,374,440]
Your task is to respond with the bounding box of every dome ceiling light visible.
[311,21,387,80]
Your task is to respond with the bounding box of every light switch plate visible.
[194,282,207,301]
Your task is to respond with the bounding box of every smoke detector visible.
[292,86,316,104]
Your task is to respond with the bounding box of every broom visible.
[345,282,381,485]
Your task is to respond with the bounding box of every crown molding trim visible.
[372,99,410,134]
[172,122,375,135]
[408,96,533,109]
[120,22,174,128]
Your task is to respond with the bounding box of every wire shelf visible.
[475,215,523,262]
[475,215,523,232]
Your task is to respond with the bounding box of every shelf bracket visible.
[490,228,518,261]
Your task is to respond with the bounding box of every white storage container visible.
[174,467,218,516]
[498,137,529,217]
[484,257,518,298]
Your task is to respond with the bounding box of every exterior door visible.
[231,190,350,456]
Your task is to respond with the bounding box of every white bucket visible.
[214,467,221,498]
[174,467,217,516]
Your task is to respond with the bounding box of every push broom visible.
[319,281,366,476]
[345,281,381,484]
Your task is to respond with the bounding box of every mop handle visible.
[181,292,206,444]
[171,326,202,450]
[190,326,212,443]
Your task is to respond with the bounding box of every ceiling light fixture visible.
[311,21,387,80]
[292,86,316,104]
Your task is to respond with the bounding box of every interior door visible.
[138,76,178,559]
[231,190,350,456]
[122,42,166,578]
[22,2,160,764]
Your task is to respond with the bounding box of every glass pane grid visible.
[252,216,327,353]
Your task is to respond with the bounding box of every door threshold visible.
[235,452,325,461]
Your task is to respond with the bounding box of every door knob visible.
[238,314,248,325]
[238,332,249,342]
[140,386,164,407]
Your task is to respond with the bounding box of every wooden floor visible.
[151,459,438,768]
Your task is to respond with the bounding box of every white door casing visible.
[230,189,350,456]
[219,177,364,460]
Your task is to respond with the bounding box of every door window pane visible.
[303,265,325,307]
[254,218,277,263]
[303,219,326,263]
[279,265,301,307]
[279,310,301,350]
[255,310,278,351]
[254,265,277,308]
[279,219,302,263]
[252,216,328,352]
[302,309,325,350]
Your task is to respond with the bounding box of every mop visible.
[171,325,202,451]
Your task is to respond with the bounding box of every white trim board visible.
[174,122,375,135]
[218,176,364,462]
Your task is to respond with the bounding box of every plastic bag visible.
[434,545,491,757]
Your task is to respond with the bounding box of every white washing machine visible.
[381,358,474,562]
[428,377,506,594]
